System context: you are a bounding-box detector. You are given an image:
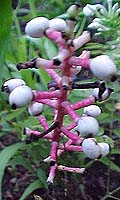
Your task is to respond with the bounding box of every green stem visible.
[110,186,120,196]
[13,11,22,38]
[75,16,86,38]
[28,0,37,17]
[108,196,120,200]
[106,155,111,194]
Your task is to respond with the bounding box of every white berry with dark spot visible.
[77,116,99,137]
[9,86,33,109]
[2,78,26,93]
[92,88,113,101]
[98,142,110,157]
[82,138,101,159]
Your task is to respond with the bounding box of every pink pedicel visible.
[45,69,61,85]
[45,29,66,48]
[67,122,77,131]
[24,127,53,140]
[59,144,82,152]
[35,99,58,109]
[72,96,96,110]
[73,31,91,50]
[33,90,61,100]
[61,127,79,141]
[57,165,85,174]
[61,101,80,122]
[4,5,115,190]
[36,58,54,69]
[47,164,57,184]
[38,115,49,130]
[50,141,59,161]
[68,56,90,68]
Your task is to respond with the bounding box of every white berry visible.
[84,105,101,117]
[90,55,117,81]
[98,142,110,157]
[28,102,43,116]
[2,78,26,93]
[92,88,112,101]
[83,4,104,17]
[9,86,33,109]
[49,18,67,32]
[25,17,49,38]
[82,138,101,159]
[77,116,99,137]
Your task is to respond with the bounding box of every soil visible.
[1,134,120,200]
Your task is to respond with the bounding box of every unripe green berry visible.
[25,17,49,38]
[28,102,43,116]
[66,4,81,18]
[77,116,99,137]
[9,86,33,109]
[2,78,26,93]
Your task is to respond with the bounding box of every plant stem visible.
[28,0,37,17]
[110,186,120,196]
[13,11,22,38]
[108,196,120,200]
[76,16,86,38]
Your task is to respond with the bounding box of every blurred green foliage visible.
[0,0,120,199]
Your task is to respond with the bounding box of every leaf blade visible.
[19,180,42,200]
[0,142,25,200]
[0,0,12,66]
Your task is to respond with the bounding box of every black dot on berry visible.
[11,103,17,110]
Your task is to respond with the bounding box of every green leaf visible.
[100,157,120,173]
[37,168,47,188]
[111,148,120,155]
[3,108,26,122]
[19,180,43,200]
[0,0,12,84]
[0,142,25,200]
[44,38,58,59]
[55,0,64,9]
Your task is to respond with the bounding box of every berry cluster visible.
[2,4,117,190]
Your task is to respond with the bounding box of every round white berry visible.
[9,86,33,109]
[2,78,26,93]
[82,138,101,159]
[98,142,110,157]
[25,17,49,38]
[49,18,67,32]
[83,4,104,17]
[28,102,43,116]
[77,116,99,137]
[90,55,117,81]
[84,105,101,117]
